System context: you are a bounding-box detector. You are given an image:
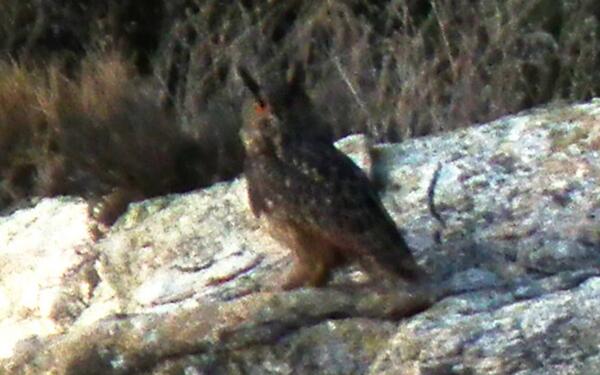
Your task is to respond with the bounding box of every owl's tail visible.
[368,238,428,283]
[390,253,427,282]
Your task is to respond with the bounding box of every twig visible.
[427,162,446,228]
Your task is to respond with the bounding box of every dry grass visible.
[0,0,599,221]
[160,0,597,141]
[43,53,203,195]
[0,52,216,221]
[0,61,53,205]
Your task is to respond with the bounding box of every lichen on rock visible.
[2,99,600,374]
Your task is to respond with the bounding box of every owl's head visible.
[238,67,284,156]
[238,64,332,156]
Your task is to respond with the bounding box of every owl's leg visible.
[282,258,327,290]
[281,232,343,290]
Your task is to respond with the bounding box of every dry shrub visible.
[321,0,597,139]
[0,53,214,221]
[0,0,165,74]
[44,53,208,196]
[1,1,597,144]
[159,0,598,142]
[0,62,52,205]
[1,0,599,219]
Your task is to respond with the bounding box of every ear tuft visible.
[238,66,266,106]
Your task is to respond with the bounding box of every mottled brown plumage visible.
[239,65,424,290]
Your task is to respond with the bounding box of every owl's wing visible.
[273,141,421,280]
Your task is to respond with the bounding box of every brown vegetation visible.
[0,0,599,223]
[0,53,226,224]
[159,0,599,140]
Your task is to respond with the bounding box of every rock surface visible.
[2,99,600,374]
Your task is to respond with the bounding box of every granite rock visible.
[2,99,600,374]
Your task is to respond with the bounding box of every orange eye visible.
[254,103,269,115]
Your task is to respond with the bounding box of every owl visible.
[239,65,424,290]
